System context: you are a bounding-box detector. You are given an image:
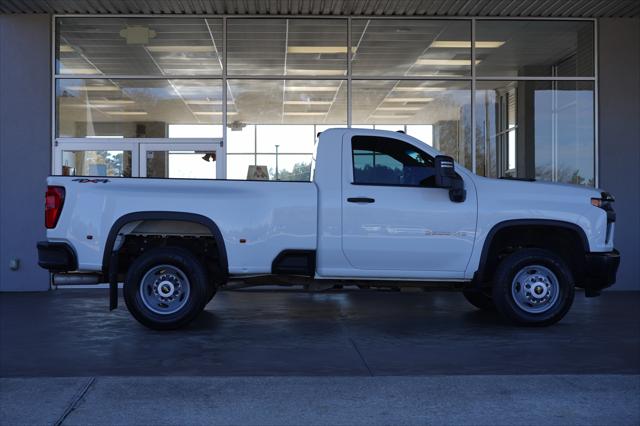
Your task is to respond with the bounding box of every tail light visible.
[45,186,65,229]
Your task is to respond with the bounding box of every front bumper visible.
[581,249,620,296]
[37,241,77,272]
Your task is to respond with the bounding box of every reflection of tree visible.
[536,165,594,186]
[269,162,311,181]
[104,151,123,176]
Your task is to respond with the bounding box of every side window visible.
[351,136,436,187]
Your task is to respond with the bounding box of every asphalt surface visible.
[1,288,639,424]
[1,289,639,377]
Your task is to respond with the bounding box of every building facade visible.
[1,1,638,291]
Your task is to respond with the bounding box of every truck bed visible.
[46,177,318,274]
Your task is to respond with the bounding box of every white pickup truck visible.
[38,128,619,329]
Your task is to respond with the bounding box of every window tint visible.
[351,136,435,187]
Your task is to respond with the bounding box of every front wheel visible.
[492,248,574,326]
[124,247,210,330]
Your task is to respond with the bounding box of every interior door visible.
[341,134,476,278]
[139,139,222,179]
[54,138,140,177]
[55,138,223,179]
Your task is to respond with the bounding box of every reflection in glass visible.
[351,20,471,77]
[475,81,594,185]
[351,80,472,169]
[62,150,131,177]
[228,79,347,125]
[146,151,216,179]
[257,154,313,181]
[57,79,222,138]
[475,20,594,77]
[57,18,223,76]
[227,19,347,76]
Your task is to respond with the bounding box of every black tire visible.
[124,247,209,330]
[492,248,574,326]
[462,288,495,311]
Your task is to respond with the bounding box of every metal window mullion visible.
[471,18,476,174]
[51,15,57,174]
[52,14,596,21]
[347,17,352,128]
[594,19,599,188]
[221,16,227,179]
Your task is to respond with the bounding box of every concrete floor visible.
[1,288,639,424]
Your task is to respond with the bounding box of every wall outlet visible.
[9,258,20,271]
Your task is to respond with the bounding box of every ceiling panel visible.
[1,0,639,17]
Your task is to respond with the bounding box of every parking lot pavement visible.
[2,375,639,425]
[1,289,639,424]
[1,289,639,377]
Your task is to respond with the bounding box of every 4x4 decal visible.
[72,178,110,184]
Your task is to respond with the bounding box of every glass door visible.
[54,138,140,177]
[139,139,223,179]
[54,138,222,179]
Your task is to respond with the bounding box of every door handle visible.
[347,197,375,203]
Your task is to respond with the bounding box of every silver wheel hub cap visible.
[511,265,560,314]
[139,265,191,315]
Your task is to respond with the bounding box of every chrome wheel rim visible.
[511,264,560,314]
[139,264,191,315]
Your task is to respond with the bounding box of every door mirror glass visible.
[434,155,466,203]
[434,155,456,188]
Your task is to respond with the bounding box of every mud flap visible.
[109,251,118,310]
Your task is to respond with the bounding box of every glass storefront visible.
[54,17,596,185]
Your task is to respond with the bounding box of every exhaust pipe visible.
[53,273,102,285]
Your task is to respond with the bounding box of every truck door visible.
[341,134,476,278]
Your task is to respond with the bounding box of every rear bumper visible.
[37,242,77,272]
[581,249,620,295]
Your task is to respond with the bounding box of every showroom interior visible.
[0,3,638,293]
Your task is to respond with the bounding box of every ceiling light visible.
[283,112,327,116]
[383,98,434,103]
[393,87,446,92]
[61,68,101,74]
[192,112,238,115]
[377,107,422,111]
[105,111,148,116]
[286,86,339,92]
[162,69,221,74]
[370,114,414,119]
[59,44,74,53]
[416,59,481,66]
[185,100,223,105]
[287,46,356,54]
[93,99,135,104]
[147,45,216,53]
[286,69,346,76]
[284,101,333,105]
[430,41,505,48]
[66,86,120,91]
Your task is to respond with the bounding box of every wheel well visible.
[102,212,229,280]
[477,223,588,286]
[115,233,224,284]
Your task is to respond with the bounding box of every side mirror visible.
[434,155,456,188]
[434,155,466,203]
